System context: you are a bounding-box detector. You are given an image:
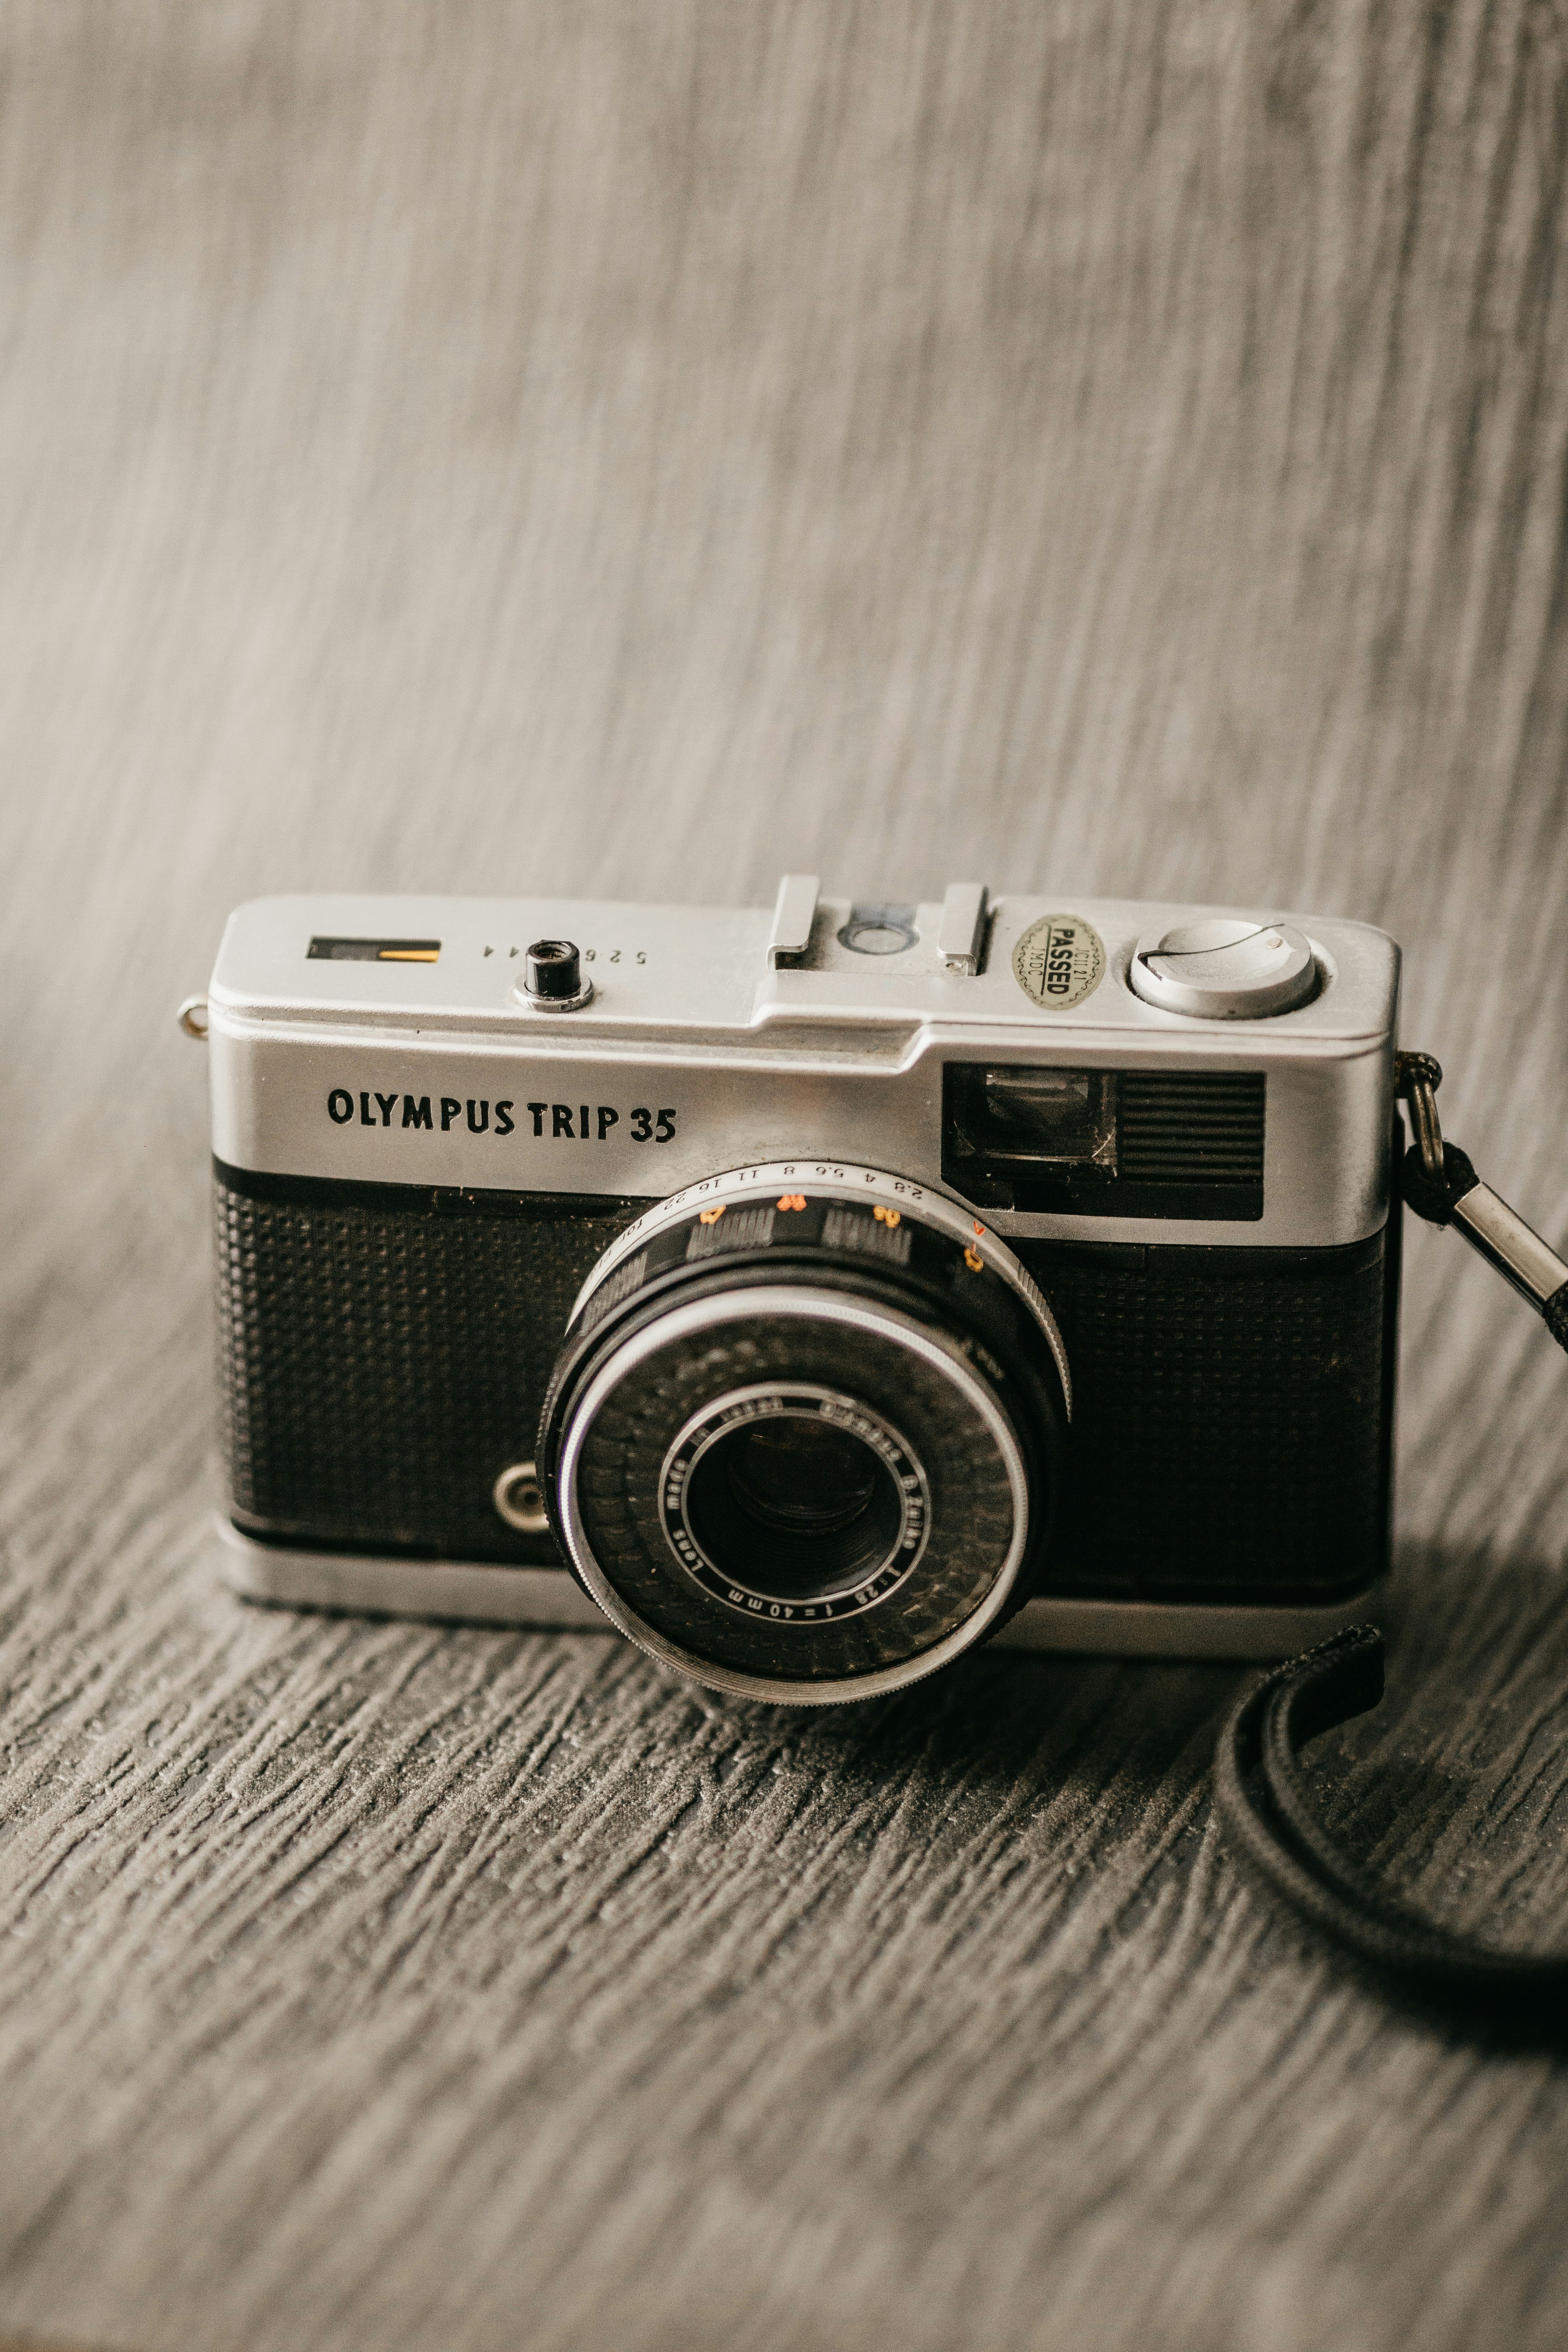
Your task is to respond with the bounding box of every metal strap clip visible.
[1395,1049,1445,1181]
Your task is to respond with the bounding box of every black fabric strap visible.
[1218,1085,1568,1996]
[1213,1625,1568,2000]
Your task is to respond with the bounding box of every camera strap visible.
[1213,1053,1568,2002]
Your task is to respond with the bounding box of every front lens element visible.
[662,1387,928,1618]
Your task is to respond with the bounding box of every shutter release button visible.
[1128,917,1316,1020]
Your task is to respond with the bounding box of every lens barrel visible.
[536,1167,1068,1703]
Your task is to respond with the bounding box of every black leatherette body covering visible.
[214,1166,1394,1601]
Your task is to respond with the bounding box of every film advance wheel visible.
[536,1164,1069,1703]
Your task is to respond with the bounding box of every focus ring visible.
[568,1159,1071,1413]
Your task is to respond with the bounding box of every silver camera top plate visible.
[205,882,1399,1249]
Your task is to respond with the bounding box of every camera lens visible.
[671,1389,921,1609]
[537,1166,1069,1703]
[722,1413,879,1539]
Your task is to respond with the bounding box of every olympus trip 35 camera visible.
[193,880,1401,1703]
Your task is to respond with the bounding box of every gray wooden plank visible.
[1,4,1567,2348]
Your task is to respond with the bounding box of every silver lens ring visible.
[557,1285,1032,1705]
[570,1158,1071,1418]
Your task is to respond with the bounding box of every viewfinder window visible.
[942,1063,1265,1219]
[974,1068,1117,1169]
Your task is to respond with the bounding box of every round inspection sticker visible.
[1011,913,1106,1010]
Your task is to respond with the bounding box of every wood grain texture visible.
[2,5,1568,2347]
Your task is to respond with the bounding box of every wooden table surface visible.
[3,8,1568,2348]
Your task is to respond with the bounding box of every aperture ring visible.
[567,1159,1071,1416]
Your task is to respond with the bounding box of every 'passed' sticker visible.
[1011,914,1106,1010]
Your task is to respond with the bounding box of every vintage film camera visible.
[194,880,1400,1703]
